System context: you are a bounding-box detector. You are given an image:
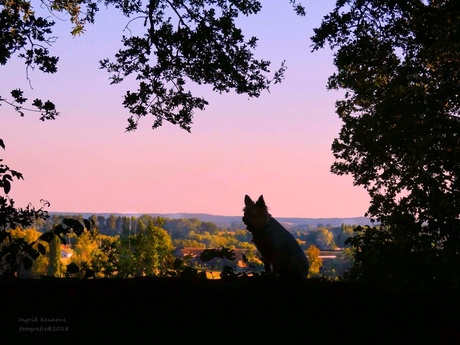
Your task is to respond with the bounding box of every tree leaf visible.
[63,218,85,236]
[54,224,71,237]
[37,243,46,255]
[23,244,40,260]
[83,219,91,231]
[57,235,66,245]
[83,268,95,279]
[66,262,80,274]
[39,231,55,243]
[3,180,11,194]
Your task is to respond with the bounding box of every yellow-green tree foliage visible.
[238,242,256,250]
[316,227,337,250]
[173,239,206,248]
[186,230,250,249]
[306,245,323,277]
[8,228,37,243]
[47,235,63,277]
[6,228,49,277]
[70,231,105,277]
[117,221,174,277]
[91,235,120,278]
[242,249,263,271]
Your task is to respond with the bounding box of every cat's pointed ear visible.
[244,195,253,206]
[256,195,265,206]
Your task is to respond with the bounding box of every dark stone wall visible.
[2,277,459,343]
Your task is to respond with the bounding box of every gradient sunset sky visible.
[1,1,371,218]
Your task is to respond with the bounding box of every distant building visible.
[60,245,74,265]
[61,245,74,258]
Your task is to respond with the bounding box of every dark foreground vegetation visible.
[3,276,460,343]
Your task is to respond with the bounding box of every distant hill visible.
[50,212,374,228]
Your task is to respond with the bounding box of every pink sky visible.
[1,1,370,218]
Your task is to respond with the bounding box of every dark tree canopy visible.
[1,0,305,131]
[312,0,460,287]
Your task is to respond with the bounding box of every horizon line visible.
[48,210,370,220]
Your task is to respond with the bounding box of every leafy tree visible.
[63,217,100,277]
[199,221,219,235]
[2,227,47,277]
[306,245,322,278]
[301,227,336,250]
[19,228,50,277]
[172,238,206,248]
[136,218,147,234]
[2,0,305,132]
[97,216,107,233]
[0,141,51,277]
[164,218,194,240]
[90,234,120,278]
[115,217,124,233]
[69,230,100,277]
[117,220,174,277]
[335,224,355,248]
[238,241,256,250]
[121,216,131,238]
[312,1,460,287]
[106,215,118,235]
[188,231,211,247]
[234,229,252,243]
[0,215,87,277]
[47,235,62,277]
[89,215,99,228]
[316,227,336,250]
